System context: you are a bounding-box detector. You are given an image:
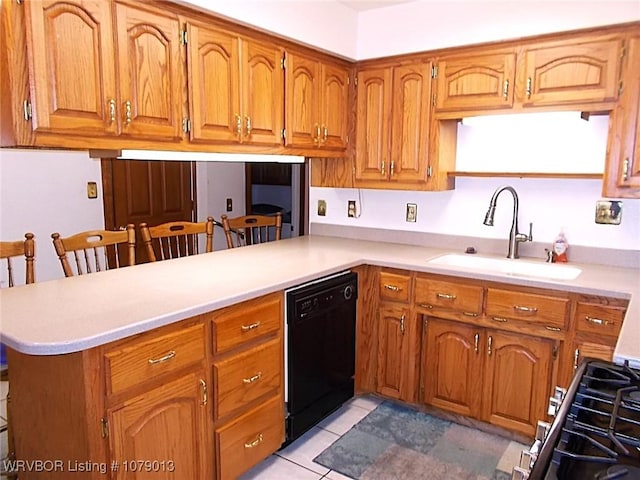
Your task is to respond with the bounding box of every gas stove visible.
[517,360,640,480]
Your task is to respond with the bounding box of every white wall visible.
[0,150,105,284]
[357,1,640,59]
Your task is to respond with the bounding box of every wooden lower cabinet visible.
[108,372,209,480]
[377,303,411,399]
[421,317,557,437]
[422,318,483,419]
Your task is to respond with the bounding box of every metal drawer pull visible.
[200,379,207,406]
[400,314,406,334]
[513,305,538,314]
[487,336,493,356]
[384,284,402,292]
[148,350,176,365]
[491,316,508,323]
[545,326,561,332]
[436,293,456,300]
[503,79,509,99]
[243,372,262,384]
[474,333,479,354]
[462,312,478,317]
[585,316,614,326]
[417,303,433,309]
[244,434,263,449]
[241,321,261,332]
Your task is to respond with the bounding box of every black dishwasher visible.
[284,271,358,445]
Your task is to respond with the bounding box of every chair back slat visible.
[52,225,135,277]
[139,217,214,262]
[0,233,36,287]
[221,213,282,249]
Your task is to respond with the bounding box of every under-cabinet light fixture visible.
[115,150,305,163]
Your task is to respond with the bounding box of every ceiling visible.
[338,0,417,12]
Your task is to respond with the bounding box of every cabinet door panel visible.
[115,3,183,140]
[321,63,350,150]
[482,331,555,437]
[522,40,621,106]
[25,0,117,135]
[435,53,515,111]
[390,63,432,183]
[285,53,320,148]
[423,319,483,418]
[377,304,409,399]
[109,372,208,480]
[355,68,392,181]
[187,24,241,143]
[243,39,284,146]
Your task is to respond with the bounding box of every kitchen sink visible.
[427,253,582,280]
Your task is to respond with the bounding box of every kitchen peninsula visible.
[1,235,638,479]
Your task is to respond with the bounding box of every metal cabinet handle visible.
[235,114,242,138]
[503,79,509,99]
[108,99,116,123]
[390,161,395,177]
[545,326,561,332]
[243,372,262,384]
[384,284,402,292]
[491,316,508,323]
[245,115,252,136]
[514,305,538,314]
[381,160,386,176]
[417,303,433,309]
[487,336,493,356]
[200,379,207,405]
[400,314,406,334]
[574,348,580,369]
[474,333,479,353]
[463,312,478,317]
[323,125,328,142]
[244,434,263,449]
[313,124,320,144]
[526,77,532,98]
[148,350,176,365]
[124,100,132,124]
[622,158,630,181]
[436,293,456,300]
[585,316,614,327]
[241,321,261,332]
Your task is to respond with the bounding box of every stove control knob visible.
[535,421,551,442]
[511,466,530,480]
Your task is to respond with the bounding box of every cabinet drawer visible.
[212,294,282,354]
[215,395,285,480]
[486,288,568,329]
[575,302,625,337]
[105,323,205,395]
[415,277,483,316]
[379,271,411,303]
[214,337,282,419]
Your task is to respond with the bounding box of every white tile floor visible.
[239,395,383,480]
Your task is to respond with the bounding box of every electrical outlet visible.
[347,200,356,218]
[317,200,327,216]
[595,200,622,225]
[406,203,417,222]
[87,181,98,199]
[226,198,233,212]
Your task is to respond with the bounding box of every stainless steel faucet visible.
[483,185,533,259]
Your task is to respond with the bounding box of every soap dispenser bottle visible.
[552,229,569,263]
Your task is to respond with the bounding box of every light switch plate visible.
[317,200,326,216]
[87,181,98,199]
[595,200,622,225]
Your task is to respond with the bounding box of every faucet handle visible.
[527,222,533,241]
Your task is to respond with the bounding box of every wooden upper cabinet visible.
[114,1,184,141]
[434,52,516,111]
[186,23,241,143]
[23,0,118,136]
[355,67,392,181]
[285,51,349,150]
[186,25,283,146]
[241,38,285,146]
[519,38,622,107]
[389,63,432,183]
[604,35,640,198]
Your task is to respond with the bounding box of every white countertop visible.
[1,235,638,368]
